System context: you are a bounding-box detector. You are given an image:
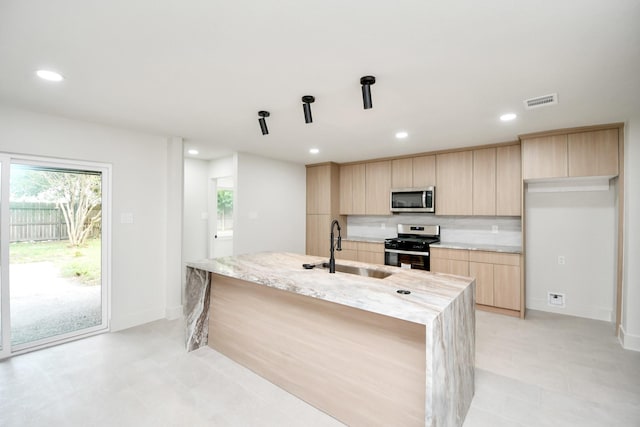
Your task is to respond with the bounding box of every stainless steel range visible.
[384,224,440,270]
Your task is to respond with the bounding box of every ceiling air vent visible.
[524,93,558,110]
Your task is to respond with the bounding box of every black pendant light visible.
[360,75,376,109]
[258,111,270,135]
[302,96,315,123]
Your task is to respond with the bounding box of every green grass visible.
[10,239,101,285]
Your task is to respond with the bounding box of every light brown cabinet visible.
[306,163,343,257]
[521,134,568,180]
[391,158,413,188]
[430,247,470,276]
[391,155,436,188]
[431,247,522,317]
[306,214,331,257]
[568,129,619,177]
[436,151,473,215]
[469,250,521,314]
[365,161,392,215]
[336,240,384,265]
[522,128,618,180]
[496,144,522,216]
[339,163,366,215]
[412,155,436,187]
[472,147,497,216]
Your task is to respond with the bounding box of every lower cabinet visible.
[431,247,523,318]
[337,240,384,265]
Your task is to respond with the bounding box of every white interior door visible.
[209,177,234,259]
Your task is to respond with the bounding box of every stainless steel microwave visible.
[390,187,435,213]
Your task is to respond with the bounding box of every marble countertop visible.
[343,236,387,243]
[431,242,522,253]
[186,252,474,325]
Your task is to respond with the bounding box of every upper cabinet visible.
[436,151,473,215]
[391,158,413,188]
[391,155,436,188]
[521,135,567,180]
[472,147,497,216]
[522,128,619,180]
[306,164,332,214]
[568,129,619,177]
[496,144,522,216]
[339,163,366,215]
[365,161,391,215]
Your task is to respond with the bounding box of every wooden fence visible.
[9,202,100,242]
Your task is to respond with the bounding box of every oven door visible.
[384,249,430,270]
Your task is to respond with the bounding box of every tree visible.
[11,167,102,247]
[217,189,233,231]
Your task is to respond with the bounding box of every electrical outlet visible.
[558,255,565,265]
[548,292,565,307]
[491,225,499,233]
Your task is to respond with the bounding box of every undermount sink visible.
[321,262,392,279]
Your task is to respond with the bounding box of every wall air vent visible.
[524,93,558,110]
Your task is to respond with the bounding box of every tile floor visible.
[0,310,639,426]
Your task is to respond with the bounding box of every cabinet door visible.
[357,242,384,265]
[306,165,332,214]
[391,158,413,188]
[436,151,473,215]
[469,262,494,305]
[473,147,496,216]
[568,129,619,177]
[352,164,366,215]
[522,135,568,180]
[430,259,469,276]
[496,144,522,216]
[339,164,354,215]
[412,155,436,187]
[306,214,331,257]
[365,161,391,215]
[493,264,521,310]
[339,164,366,215]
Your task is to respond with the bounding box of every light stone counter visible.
[432,241,522,254]
[185,252,475,427]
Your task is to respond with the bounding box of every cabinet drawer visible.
[431,259,469,276]
[341,240,358,251]
[357,242,384,252]
[430,247,469,261]
[469,251,520,266]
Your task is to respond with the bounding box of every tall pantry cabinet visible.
[306,163,344,257]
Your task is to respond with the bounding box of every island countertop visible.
[186,252,474,326]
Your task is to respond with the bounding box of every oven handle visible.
[384,248,430,256]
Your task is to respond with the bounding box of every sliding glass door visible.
[0,154,110,358]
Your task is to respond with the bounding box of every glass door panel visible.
[0,156,109,357]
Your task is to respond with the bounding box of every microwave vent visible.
[524,93,558,110]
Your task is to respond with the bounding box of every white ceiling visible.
[1,1,639,164]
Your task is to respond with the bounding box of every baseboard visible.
[619,325,640,352]
[526,297,612,322]
[110,306,165,332]
[165,304,183,320]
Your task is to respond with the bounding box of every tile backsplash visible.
[346,214,522,247]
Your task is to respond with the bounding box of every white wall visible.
[183,158,210,264]
[234,152,305,255]
[525,187,616,322]
[0,104,180,331]
[622,117,640,350]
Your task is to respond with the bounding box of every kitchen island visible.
[185,252,475,427]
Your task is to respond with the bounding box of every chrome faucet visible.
[329,219,342,273]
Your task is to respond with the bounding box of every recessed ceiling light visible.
[36,69,64,82]
[309,148,320,154]
[395,131,408,139]
[188,149,199,155]
[500,113,517,121]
